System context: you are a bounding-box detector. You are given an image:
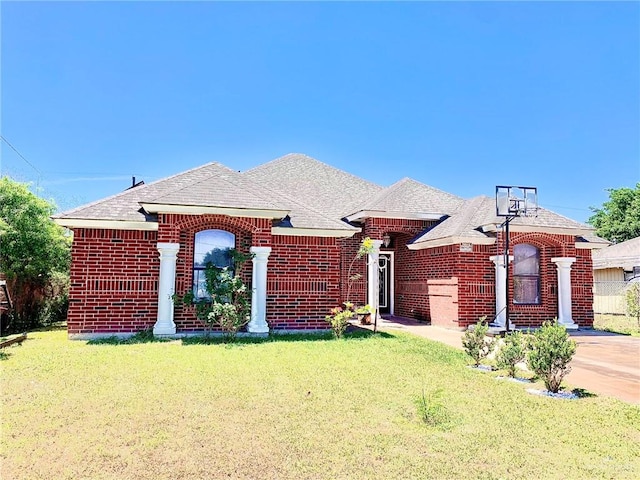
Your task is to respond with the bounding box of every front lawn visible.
[1,329,639,479]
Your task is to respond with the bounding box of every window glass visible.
[193,230,235,299]
[513,244,540,304]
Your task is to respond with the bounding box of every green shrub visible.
[496,330,527,377]
[173,250,252,342]
[326,302,354,338]
[462,316,494,366]
[527,320,576,393]
[625,282,640,329]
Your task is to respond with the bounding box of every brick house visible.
[53,154,606,338]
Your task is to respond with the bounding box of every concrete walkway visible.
[371,316,640,404]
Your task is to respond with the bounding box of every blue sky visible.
[1,1,638,222]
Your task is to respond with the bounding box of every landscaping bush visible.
[496,330,527,378]
[625,281,640,329]
[527,320,576,393]
[173,250,252,342]
[462,316,494,367]
[326,302,354,338]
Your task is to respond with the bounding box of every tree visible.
[0,177,71,332]
[588,184,640,243]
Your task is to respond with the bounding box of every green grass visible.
[1,329,639,480]
[594,313,640,337]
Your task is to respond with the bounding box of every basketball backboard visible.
[496,185,538,217]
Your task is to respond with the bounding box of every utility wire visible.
[0,135,42,188]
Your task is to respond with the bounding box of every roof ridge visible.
[245,152,383,189]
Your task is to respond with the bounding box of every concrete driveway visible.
[374,317,640,404]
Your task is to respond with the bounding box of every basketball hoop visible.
[496,186,538,218]
[494,185,538,333]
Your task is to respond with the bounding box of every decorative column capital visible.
[489,255,513,266]
[250,246,272,261]
[157,242,180,257]
[551,257,576,269]
[370,239,383,252]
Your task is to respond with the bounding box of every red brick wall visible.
[267,235,342,329]
[67,229,159,334]
[353,222,594,330]
[65,215,595,335]
[572,248,594,327]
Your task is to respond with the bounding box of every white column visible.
[367,240,384,319]
[551,257,578,330]
[153,242,180,336]
[248,246,271,333]
[490,255,513,328]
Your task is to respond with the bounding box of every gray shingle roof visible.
[54,154,600,243]
[53,160,356,232]
[412,195,597,246]
[352,177,464,217]
[592,236,640,270]
[244,153,384,219]
[53,162,233,222]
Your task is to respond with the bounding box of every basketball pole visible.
[504,216,511,333]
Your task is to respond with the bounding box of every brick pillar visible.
[154,242,180,335]
[248,246,271,333]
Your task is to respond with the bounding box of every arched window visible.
[193,229,235,299]
[513,244,540,304]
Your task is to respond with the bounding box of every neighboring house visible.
[53,154,607,338]
[592,237,640,315]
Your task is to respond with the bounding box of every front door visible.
[378,253,393,315]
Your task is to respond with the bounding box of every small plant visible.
[415,387,448,427]
[527,319,577,393]
[625,282,640,330]
[355,304,373,325]
[462,316,495,367]
[496,330,527,377]
[355,304,373,315]
[326,302,355,338]
[345,237,375,303]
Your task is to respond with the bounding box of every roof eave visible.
[345,210,444,222]
[53,218,159,231]
[139,202,289,219]
[272,226,361,238]
[407,236,496,250]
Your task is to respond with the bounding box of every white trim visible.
[139,202,289,219]
[379,252,395,316]
[408,236,496,250]
[53,218,158,231]
[271,226,360,238]
[575,242,609,250]
[345,210,444,222]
